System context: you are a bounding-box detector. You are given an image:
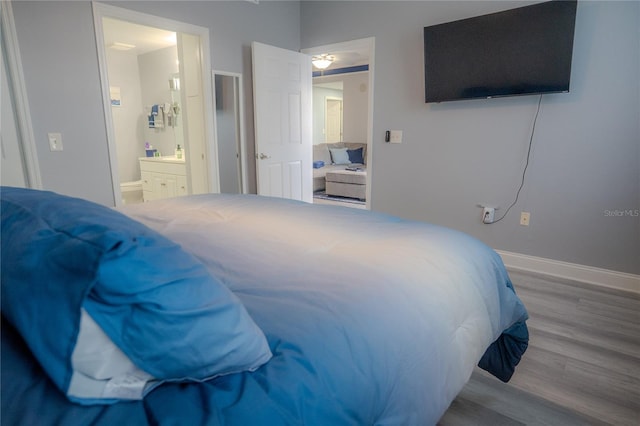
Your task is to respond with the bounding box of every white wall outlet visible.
[389,130,403,144]
[482,207,495,224]
[520,212,530,226]
[48,133,63,151]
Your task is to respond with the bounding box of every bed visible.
[1,187,528,425]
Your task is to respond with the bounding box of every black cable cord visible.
[492,94,542,224]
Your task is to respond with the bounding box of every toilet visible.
[120,180,143,205]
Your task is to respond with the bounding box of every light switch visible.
[390,130,403,144]
[48,133,63,151]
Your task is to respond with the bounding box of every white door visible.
[178,32,210,195]
[325,98,342,143]
[252,42,312,202]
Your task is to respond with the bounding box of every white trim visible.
[235,72,248,194]
[497,250,640,294]
[91,4,119,205]
[91,2,219,205]
[1,0,42,189]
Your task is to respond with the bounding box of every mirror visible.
[168,72,184,151]
[313,72,369,145]
[212,71,246,194]
[313,81,343,144]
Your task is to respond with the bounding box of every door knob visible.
[257,153,271,160]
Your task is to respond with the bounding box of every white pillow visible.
[329,148,351,165]
[69,309,155,400]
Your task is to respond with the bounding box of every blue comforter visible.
[1,193,527,425]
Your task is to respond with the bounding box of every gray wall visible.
[11,0,301,204]
[301,1,640,275]
[12,1,113,203]
[11,1,639,274]
[340,72,368,144]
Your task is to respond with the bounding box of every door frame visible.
[92,2,219,205]
[302,37,375,209]
[1,0,42,189]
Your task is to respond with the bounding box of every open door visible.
[252,42,312,202]
[178,32,211,195]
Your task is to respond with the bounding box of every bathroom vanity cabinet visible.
[139,157,188,202]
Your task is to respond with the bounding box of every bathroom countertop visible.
[139,156,185,164]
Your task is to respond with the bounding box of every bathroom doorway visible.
[93,3,218,206]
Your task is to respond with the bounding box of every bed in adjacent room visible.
[1,187,528,425]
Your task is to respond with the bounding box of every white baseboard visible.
[496,250,640,295]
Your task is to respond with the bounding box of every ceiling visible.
[102,16,368,73]
[102,17,176,55]
[311,47,369,70]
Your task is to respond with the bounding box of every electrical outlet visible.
[520,212,530,226]
[482,207,495,224]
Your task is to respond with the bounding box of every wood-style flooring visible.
[439,269,640,426]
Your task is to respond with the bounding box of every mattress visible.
[1,189,528,425]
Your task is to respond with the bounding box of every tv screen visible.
[424,0,577,103]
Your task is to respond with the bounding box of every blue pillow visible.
[329,147,351,165]
[347,147,365,164]
[0,187,272,405]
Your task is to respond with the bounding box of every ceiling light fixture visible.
[312,54,335,70]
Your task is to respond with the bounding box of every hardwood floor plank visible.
[440,394,526,426]
[439,370,607,426]
[576,297,640,330]
[441,269,640,425]
[562,358,640,411]
[526,312,640,358]
[527,328,640,380]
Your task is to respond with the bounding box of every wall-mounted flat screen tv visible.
[424,0,577,103]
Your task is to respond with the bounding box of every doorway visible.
[302,37,375,209]
[92,3,219,206]
[213,71,247,194]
